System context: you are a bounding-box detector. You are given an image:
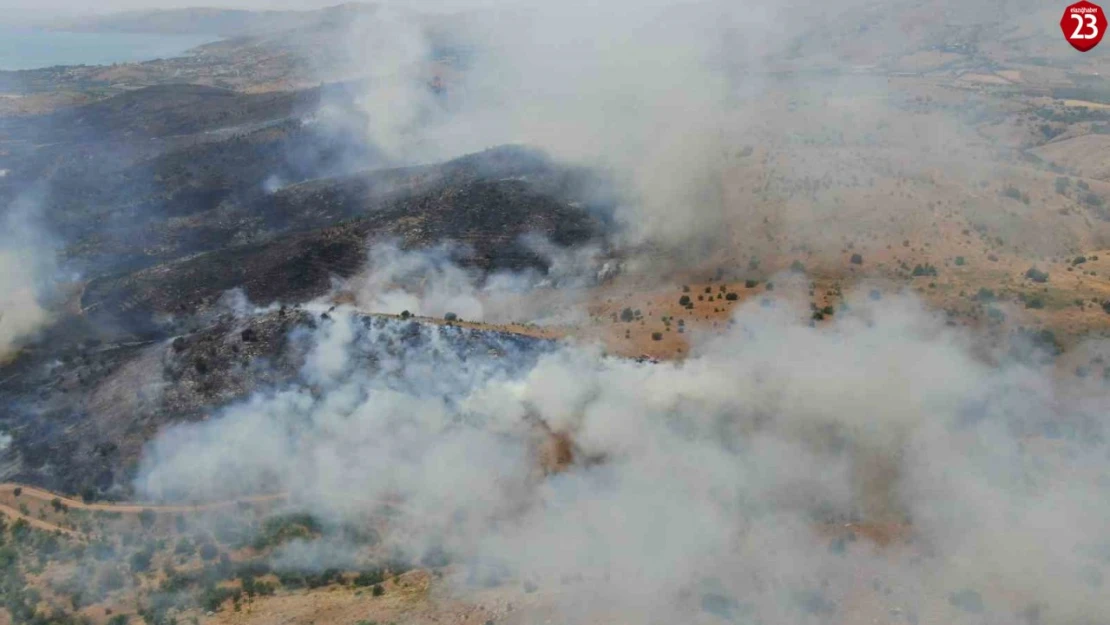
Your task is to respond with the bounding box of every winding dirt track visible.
[0,482,288,537]
[0,483,286,512]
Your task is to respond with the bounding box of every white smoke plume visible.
[345,238,606,324]
[135,285,1110,624]
[322,1,762,256]
[0,192,58,361]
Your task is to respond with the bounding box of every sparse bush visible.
[199,542,219,561]
[1002,186,1023,201]
[372,584,385,597]
[790,260,806,273]
[138,509,156,530]
[13,487,21,497]
[955,256,965,266]
[253,513,322,549]
[201,586,240,612]
[725,293,738,301]
[174,538,194,555]
[1025,267,1049,283]
[911,263,938,277]
[129,548,154,573]
[354,569,385,587]
[651,332,663,341]
[1025,297,1045,310]
[849,253,863,265]
[1056,176,1071,194]
[678,295,691,306]
[620,308,634,322]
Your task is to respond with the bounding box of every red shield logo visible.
[1061,1,1107,52]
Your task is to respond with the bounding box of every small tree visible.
[129,549,153,573]
[138,509,156,530]
[1025,267,1049,283]
[678,295,691,306]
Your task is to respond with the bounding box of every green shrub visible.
[138,509,156,530]
[353,569,385,587]
[1025,267,1049,283]
[130,549,153,573]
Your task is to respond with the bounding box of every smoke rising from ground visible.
[343,238,605,324]
[0,193,58,361]
[135,286,1110,624]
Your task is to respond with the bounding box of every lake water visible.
[0,27,217,71]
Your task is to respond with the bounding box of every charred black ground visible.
[0,76,607,497]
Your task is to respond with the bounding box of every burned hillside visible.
[0,79,606,499]
[1,307,555,499]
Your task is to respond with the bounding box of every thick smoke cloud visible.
[319,0,1093,275]
[135,288,1110,624]
[326,1,761,256]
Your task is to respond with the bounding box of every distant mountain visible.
[48,3,380,37]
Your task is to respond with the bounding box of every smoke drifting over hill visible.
[136,287,1110,624]
[326,2,755,256]
[4,1,1110,624]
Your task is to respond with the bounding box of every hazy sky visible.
[0,0,521,19]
